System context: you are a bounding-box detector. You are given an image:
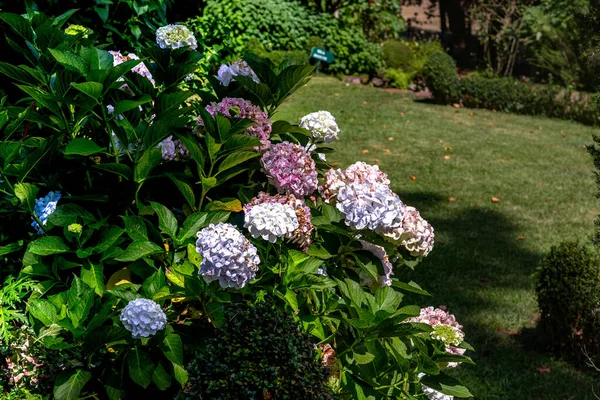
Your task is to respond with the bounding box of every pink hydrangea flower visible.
[109,51,155,86]
[320,161,390,203]
[198,97,271,150]
[261,142,318,197]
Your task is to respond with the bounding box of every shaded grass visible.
[277,77,600,399]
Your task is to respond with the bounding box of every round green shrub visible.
[536,241,600,360]
[384,68,413,89]
[423,51,461,104]
[181,301,335,400]
[382,40,416,71]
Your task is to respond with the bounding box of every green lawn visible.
[277,77,600,400]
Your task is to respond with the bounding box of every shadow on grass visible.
[399,192,600,399]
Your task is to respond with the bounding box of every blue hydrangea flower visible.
[32,191,61,234]
[120,298,167,339]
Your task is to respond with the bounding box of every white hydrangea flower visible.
[32,191,61,234]
[217,59,259,86]
[299,111,340,143]
[431,324,465,347]
[244,202,299,243]
[336,182,405,233]
[156,24,197,50]
[359,240,393,287]
[385,206,435,257]
[196,223,260,289]
[120,298,167,339]
[418,374,454,400]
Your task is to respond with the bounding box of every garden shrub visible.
[0,8,473,400]
[384,68,413,89]
[187,0,384,75]
[536,241,600,361]
[423,51,462,103]
[423,51,600,125]
[180,301,334,399]
[382,40,416,71]
[245,38,309,67]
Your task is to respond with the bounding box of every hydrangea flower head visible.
[109,51,155,85]
[156,24,197,50]
[336,182,405,233]
[120,298,167,339]
[244,202,298,243]
[261,142,318,197]
[157,136,189,161]
[244,192,314,250]
[299,111,340,143]
[195,223,260,289]
[200,97,271,150]
[64,24,90,38]
[320,161,390,203]
[32,191,61,234]
[410,307,465,367]
[359,240,394,287]
[217,59,260,86]
[384,206,434,257]
[67,223,82,234]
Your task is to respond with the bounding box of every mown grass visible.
[277,77,600,400]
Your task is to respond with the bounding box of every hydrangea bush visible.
[0,10,473,400]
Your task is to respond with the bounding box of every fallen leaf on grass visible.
[537,365,552,374]
[383,149,391,153]
[335,93,340,96]
[406,120,411,124]
[388,137,394,141]
[452,103,461,108]
[372,119,377,123]
[516,234,526,240]
[538,126,542,131]
[492,196,500,203]
[362,149,369,153]
[409,175,417,180]
[448,197,457,202]
[363,101,368,104]
[400,112,405,116]
[444,146,452,151]
[444,155,451,160]
[439,139,444,143]
[382,124,387,129]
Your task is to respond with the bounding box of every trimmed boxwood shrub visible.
[423,51,461,104]
[536,241,600,361]
[180,301,334,400]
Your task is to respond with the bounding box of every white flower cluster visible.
[299,111,340,143]
[156,24,197,50]
[384,206,435,258]
[359,240,394,287]
[195,223,260,289]
[32,191,61,234]
[244,202,299,243]
[119,298,167,339]
[217,59,260,86]
[336,182,405,233]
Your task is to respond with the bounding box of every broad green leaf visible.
[28,299,58,325]
[127,349,154,388]
[152,363,172,391]
[14,182,38,211]
[71,82,103,101]
[174,134,204,171]
[114,95,152,114]
[53,369,92,400]
[67,278,95,328]
[0,241,22,256]
[177,213,208,242]
[165,173,195,211]
[0,62,39,85]
[81,262,105,296]
[420,373,473,398]
[392,280,431,296]
[94,227,124,253]
[122,216,148,241]
[142,269,166,298]
[375,286,403,313]
[201,176,217,190]
[92,163,132,179]
[151,202,178,239]
[134,148,162,183]
[222,134,261,152]
[0,13,34,41]
[49,48,88,74]
[114,241,164,262]
[204,198,242,212]
[172,363,188,388]
[217,151,260,173]
[48,203,95,226]
[29,236,70,256]
[65,138,103,156]
[16,85,62,117]
[160,333,183,365]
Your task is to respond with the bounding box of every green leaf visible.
[164,173,195,211]
[172,362,188,388]
[151,202,178,239]
[420,373,473,398]
[201,176,217,190]
[160,333,183,365]
[14,182,38,211]
[275,64,315,106]
[94,227,124,253]
[67,277,95,328]
[142,269,166,298]
[375,286,403,313]
[0,62,40,85]
[49,48,88,74]
[53,369,92,400]
[71,82,103,101]
[122,216,148,241]
[152,363,172,391]
[217,151,260,173]
[0,13,34,41]
[127,349,154,388]
[92,163,132,179]
[0,241,22,256]
[134,148,162,183]
[392,280,431,296]
[81,262,105,296]
[48,203,95,226]
[114,241,164,262]
[204,198,242,212]
[177,213,207,242]
[114,95,152,114]
[65,138,103,156]
[29,236,70,256]
[174,134,204,171]
[28,298,58,325]
[16,85,62,117]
